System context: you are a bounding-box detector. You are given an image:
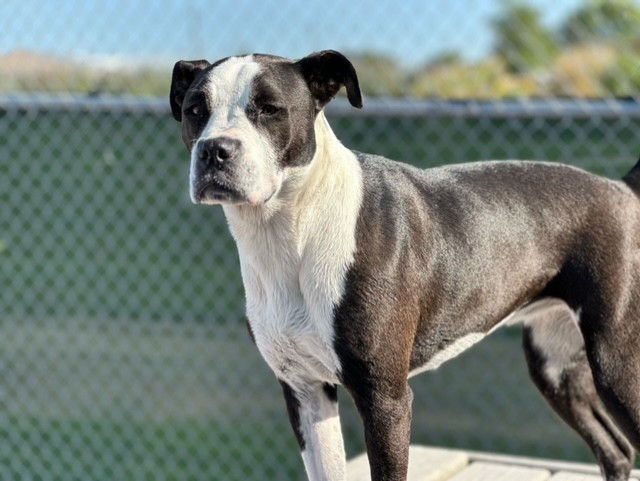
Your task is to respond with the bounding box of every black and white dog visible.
[170,50,640,481]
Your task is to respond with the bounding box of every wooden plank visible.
[467,449,640,479]
[548,473,602,481]
[448,461,550,481]
[347,446,468,481]
[466,451,603,475]
[550,473,639,481]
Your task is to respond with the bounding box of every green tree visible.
[422,50,463,70]
[600,51,640,96]
[350,53,407,97]
[561,0,640,44]
[493,3,560,73]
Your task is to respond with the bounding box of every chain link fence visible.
[2,1,640,480]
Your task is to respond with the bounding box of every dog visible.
[170,50,640,481]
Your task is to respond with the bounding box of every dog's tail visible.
[622,154,640,194]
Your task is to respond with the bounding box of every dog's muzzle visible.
[191,137,246,204]
[196,136,241,170]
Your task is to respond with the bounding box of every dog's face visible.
[170,51,362,205]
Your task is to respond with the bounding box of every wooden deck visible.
[347,446,640,481]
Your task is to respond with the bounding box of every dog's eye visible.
[187,104,205,117]
[260,104,280,116]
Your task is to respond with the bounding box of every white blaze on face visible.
[189,55,281,205]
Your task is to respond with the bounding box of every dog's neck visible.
[222,111,363,263]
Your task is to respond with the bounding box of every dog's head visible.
[170,51,362,206]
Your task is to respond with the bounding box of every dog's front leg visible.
[350,383,413,481]
[280,381,346,481]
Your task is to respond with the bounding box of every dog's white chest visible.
[223,128,364,389]
[243,260,342,387]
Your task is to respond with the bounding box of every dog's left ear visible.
[296,50,362,110]
[170,59,211,121]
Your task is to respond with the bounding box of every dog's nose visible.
[197,137,241,168]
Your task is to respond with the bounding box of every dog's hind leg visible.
[522,299,635,481]
[581,284,640,455]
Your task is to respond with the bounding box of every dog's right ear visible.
[296,50,362,111]
[170,60,211,121]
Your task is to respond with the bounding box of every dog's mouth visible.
[193,179,245,204]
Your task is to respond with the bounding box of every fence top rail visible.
[1,92,639,118]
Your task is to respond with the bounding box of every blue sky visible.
[1,0,588,68]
